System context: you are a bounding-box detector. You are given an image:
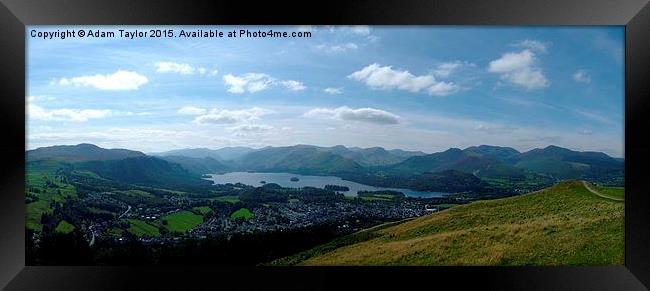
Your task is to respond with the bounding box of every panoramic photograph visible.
[25,26,624,266]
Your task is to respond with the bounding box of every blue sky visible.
[27,26,624,157]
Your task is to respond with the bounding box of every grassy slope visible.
[127,219,161,237]
[211,195,240,204]
[592,184,625,200]
[231,208,254,220]
[275,181,623,266]
[54,220,76,234]
[193,206,214,215]
[26,160,77,231]
[161,211,203,232]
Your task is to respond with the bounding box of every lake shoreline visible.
[204,171,449,198]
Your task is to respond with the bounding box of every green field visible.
[360,196,392,202]
[107,227,124,237]
[26,160,77,231]
[161,211,203,232]
[592,184,625,200]
[193,206,214,215]
[436,203,461,209]
[273,181,623,266]
[231,208,254,220]
[211,195,241,204]
[26,200,52,231]
[54,220,75,234]
[126,219,160,237]
[114,189,155,198]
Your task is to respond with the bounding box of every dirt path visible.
[582,181,624,202]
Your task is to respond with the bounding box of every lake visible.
[205,172,448,198]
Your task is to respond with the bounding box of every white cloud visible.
[279,80,306,91]
[488,49,549,90]
[223,73,306,93]
[115,111,153,117]
[27,95,56,103]
[58,70,148,91]
[573,70,592,83]
[348,63,459,96]
[432,61,475,78]
[223,73,274,94]
[155,62,218,76]
[432,62,462,78]
[304,106,400,125]
[155,62,194,75]
[574,109,613,124]
[349,26,371,36]
[323,87,343,94]
[345,26,379,41]
[193,107,273,125]
[314,42,358,54]
[474,124,518,135]
[295,25,313,32]
[177,106,208,115]
[229,124,274,133]
[511,39,550,53]
[28,104,111,122]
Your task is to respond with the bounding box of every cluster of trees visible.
[240,183,290,203]
[341,170,488,193]
[27,223,344,266]
[26,228,94,265]
[324,185,350,191]
[293,187,344,203]
[357,190,405,199]
[239,183,346,204]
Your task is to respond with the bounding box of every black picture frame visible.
[1,0,648,290]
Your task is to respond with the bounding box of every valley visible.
[25,143,624,266]
[271,181,624,266]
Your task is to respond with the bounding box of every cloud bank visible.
[348,63,459,96]
[304,106,400,125]
[58,70,149,91]
[488,48,549,90]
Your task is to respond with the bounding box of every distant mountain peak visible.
[76,143,101,148]
[443,148,463,153]
[27,143,145,162]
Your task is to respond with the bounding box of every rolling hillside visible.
[272,181,623,266]
[515,145,624,182]
[27,143,145,162]
[26,144,211,189]
[324,145,424,166]
[384,145,623,183]
[74,156,205,187]
[235,145,365,175]
[151,146,255,161]
[159,155,230,175]
[385,146,525,179]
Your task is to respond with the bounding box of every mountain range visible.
[26,143,625,192]
[151,144,424,167]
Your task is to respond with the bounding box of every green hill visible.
[160,155,230,175]
[236,145,364,175]
[151,146,255,161]
[75,156,207,188]
[515,145,624,182]
[385,147,525,179]
[27,143,145,162]
[324,145,424,166]
[272,181,623,266]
